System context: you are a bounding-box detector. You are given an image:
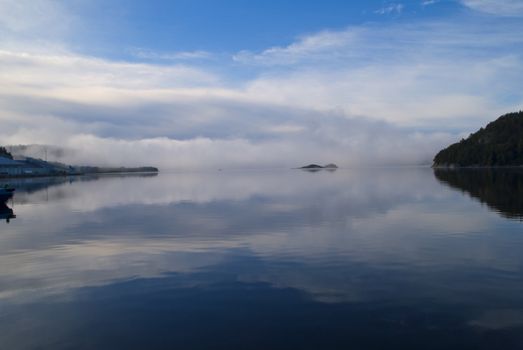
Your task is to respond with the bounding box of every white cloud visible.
[233,29,362,65]
[460,0,523,16]
[0,50,220,90]
[422,0,440,6]
[234,22,523,126]
[233,21,523,66]
[129,48,213,61]
[0,0,75,51]
[374,3,404,15]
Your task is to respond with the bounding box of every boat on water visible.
[0,185,15,201]
[0,201,15,223]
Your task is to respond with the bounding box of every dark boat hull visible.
[0,201,15,222]
[0,189,14,202]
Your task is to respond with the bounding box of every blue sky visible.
[70,0,461,57]
[1,0,523,168]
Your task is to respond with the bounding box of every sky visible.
[1,0,523,168]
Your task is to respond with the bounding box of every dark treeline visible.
[0,147,13,160]
[433,111,523,167]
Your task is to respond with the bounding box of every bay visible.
[1,168,522,349]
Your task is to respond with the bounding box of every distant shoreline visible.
[0,168,159,179]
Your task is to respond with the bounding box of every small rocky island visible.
[299,163,338,170]
[433,111,523,167]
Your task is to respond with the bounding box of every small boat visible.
[0,202,15,223]
[0,185,15,201]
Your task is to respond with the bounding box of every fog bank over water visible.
[6,119,453,169]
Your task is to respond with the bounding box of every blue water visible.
[1,168,522,349]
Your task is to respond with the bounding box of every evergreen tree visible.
[0,147,13,160]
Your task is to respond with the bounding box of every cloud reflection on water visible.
[0,168,521,307]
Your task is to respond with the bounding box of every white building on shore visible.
[0,156,26,176]
[0,156,55,177]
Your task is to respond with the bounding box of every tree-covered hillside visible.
[433,111,523,167]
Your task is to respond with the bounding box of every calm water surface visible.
[1,168,523,349]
